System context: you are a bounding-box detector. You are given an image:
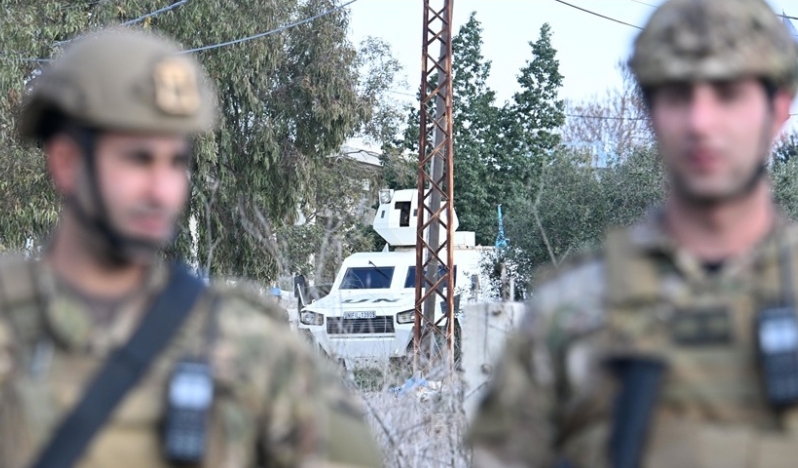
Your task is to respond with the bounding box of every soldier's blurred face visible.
[650,78,789,204]
[92,133,191,244]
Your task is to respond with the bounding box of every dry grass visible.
[349,362,472,468]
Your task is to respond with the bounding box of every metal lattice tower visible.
[414,0,455,372]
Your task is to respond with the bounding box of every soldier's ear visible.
[771,89,793,134]
[45,134,83,196]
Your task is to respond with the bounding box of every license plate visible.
[344,311,376,320]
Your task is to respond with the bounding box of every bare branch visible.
[359,396,410,468]
[198,172,221,278]
[531,166,559,268]
[252,201,276,236]
[314,215,344,282]
[561,61,653,160]
[237,198,288,275]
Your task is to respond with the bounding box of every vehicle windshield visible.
[340,266,395,289]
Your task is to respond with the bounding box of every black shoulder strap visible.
[29,262,207,468]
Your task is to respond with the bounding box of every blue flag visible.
[495,205,508,250]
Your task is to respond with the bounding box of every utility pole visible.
[414,0,455,373]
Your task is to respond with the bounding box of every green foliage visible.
[502,145,664,293]
[502,138,798,293]
[502,23,565,162]
[773,130,798,166]
[450,13,501,247]
[400,16,566,247]
[377,149,417,192]
[773,154,798,220]
[599,147,664,227]
[356,36,406,145]
[466,21,565,247]
[0,0,401,282]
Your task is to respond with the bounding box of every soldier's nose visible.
[686,85,721,135]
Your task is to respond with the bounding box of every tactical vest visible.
[0,256,380,468]
[0,256,225,468]
[601,224,798,468]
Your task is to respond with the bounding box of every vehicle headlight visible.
[300,311,325,326]
[396,309,415,324]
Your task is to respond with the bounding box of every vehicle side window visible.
[404,265,457,289]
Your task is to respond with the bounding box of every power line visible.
[567,113,649,121]
[59,0,117,9]
[388,89,417,98]
[122,0,190,26]
[570,112,798,121]
[627,1,798,22]
[4,0,359,63]
[54,0,190,46]
[183,0,359,54]
[553,0,642,29]
[571,112,798,121]
[563,0,797,32]
[628,1,797,22]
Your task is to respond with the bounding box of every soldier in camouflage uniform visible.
[467,0,798,467]
[0,27,383,468]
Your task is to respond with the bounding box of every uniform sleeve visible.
[467,258,612,468]
[0,317,19,468]
[209,282,383,467]
[466,324,559,468]
[258,328,383,468]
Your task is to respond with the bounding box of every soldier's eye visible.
[714,82,744,103]
[656,83,691,106]
[125,150,154,165]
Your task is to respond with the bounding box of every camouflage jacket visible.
[468,211,798,468]
[0,257,383,468]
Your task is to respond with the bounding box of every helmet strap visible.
[66,127,163,267]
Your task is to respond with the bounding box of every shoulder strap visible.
[28,262,207,468]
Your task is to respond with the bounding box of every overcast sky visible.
[347,0,798,131]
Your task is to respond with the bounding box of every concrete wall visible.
[460,301,526,422]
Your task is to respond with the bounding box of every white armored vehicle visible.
[296,189,496,368]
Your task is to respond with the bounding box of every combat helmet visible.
[19,26,217,141]
[18,27,218,265]
[629,0,798,93]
